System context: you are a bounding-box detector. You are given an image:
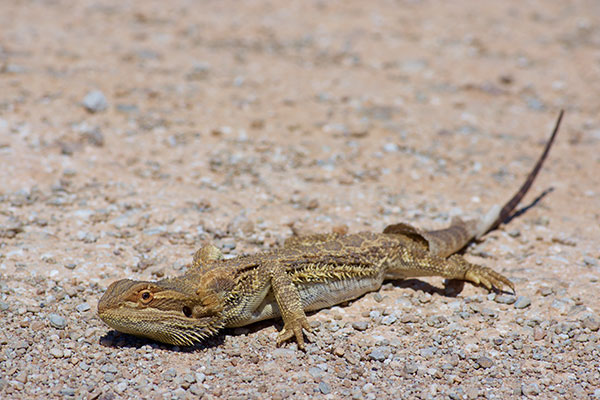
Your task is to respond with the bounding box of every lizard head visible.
[98,277,225,347]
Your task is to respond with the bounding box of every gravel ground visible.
[1,0,600,399]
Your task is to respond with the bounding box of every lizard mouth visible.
[98,307,224,347]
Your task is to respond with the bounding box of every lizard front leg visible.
[191,243,224,271]
[265,262,312,349]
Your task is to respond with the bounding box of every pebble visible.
[115,381,128,393]
[404,362,418,374]
[369,346,389,361]
[189,384,205,396]
[0,301,9,311]
[513,296,531,309]
[352,321,369,331]
[164,368,178,380]
[59,388,76,396]
[383,143,399,153]
[550,298,573,314]
[318,381,331,395]
[48,313,67,329]
[522,382,541,396]
[419,346,436,358]
[494,294,516,304]
[575,334,589,342]
[508,229,520,238]
[272,347,296,358]
[582,314,600,331]
[583,256,599,267]
[308,366,325,380]
[220,238,236,250]
[306,199,319,210]
[183,372,196,384]
[526,97,545,111]
[82,90,108,113]
[195,372,206,384]
[101,364,118,374]
[480,308,498,318]
[15,371,28,384]
[75,303,90,312]
[401,313,421,323]
[76,231,98,243]
[81,126,105,147]
[116,103,139,113]
[476,356,494,369]
[50,347,63,358]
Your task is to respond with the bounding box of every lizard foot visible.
[277,316,312,350]
[464,264,515,293]
[449,255,515,293]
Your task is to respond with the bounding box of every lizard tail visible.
[383,110,564,257]
[475,110,564,238]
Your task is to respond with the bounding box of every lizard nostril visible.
[182,306,192,318]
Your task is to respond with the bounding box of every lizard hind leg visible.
[445,254,515,293]
[384,244,514,293]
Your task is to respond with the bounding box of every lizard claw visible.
[448,255,515,293]
[464,265,515,294]
[277,316,312,350]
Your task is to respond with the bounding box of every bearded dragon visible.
[98,111,563,349]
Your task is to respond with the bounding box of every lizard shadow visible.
[99,329,227,352]
[504,187,553,223]
[99,319,282,353]
[392,278,464,297]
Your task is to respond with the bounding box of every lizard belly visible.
[227,276,383,327]
[298,276,383,312]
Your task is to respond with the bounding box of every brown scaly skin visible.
[98,112,564,349]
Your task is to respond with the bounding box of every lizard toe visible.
[464,264,514,293]
[277,316,310,350]
[276,327,294,347]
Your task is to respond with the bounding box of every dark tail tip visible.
[485,110,564,235]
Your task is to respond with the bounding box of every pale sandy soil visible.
[1,0,599,399]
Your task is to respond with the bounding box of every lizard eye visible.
[140,290,153,303]
[182,306,192,318]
